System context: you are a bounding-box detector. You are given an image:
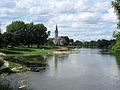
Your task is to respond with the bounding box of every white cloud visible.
[102,8,117,22]
[0,0,118,40]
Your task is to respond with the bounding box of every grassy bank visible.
[0,46,54,74]
[0,46,67,74]
[0,47,53,57]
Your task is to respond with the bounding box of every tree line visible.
[0,21,49,48]
[69,39,115,49]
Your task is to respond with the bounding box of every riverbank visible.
[0,46,71,74]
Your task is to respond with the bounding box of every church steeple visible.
[55,24,58,37]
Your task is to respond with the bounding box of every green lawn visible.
[0,47,53,57]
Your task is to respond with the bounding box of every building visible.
[53,25,68,45]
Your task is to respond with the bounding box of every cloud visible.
[0,0,118,40]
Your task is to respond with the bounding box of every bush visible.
[112,45,120,51]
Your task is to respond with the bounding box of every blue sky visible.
[0,0,118,41]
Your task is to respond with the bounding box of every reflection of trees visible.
[115,52,120,70]
[54,54,69,72]
[54,54,58,71]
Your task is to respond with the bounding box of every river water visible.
[10,48,120,90]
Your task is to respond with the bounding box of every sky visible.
[0,0,118,41]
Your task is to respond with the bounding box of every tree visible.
[6,21,49,48]
[2,32,13,48]
[73,40,82,46]
[0,32,3,48]
[97,39,108,48]
[89,41,97,48]
[24,22,34,47]
[112,0,120,21]
[69,39,74,45]
[112,0,120,50]
[7,21,25,33]
[62,36,69,46]
[33,24,48,48]
[6,21,25,47]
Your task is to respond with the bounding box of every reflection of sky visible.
[47,49,118,80]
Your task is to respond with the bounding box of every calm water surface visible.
[12,48,120,90]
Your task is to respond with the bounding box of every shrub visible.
[112,45,120,51]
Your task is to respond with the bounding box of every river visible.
[10,48,120,90]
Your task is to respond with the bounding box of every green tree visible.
[0,31,3,48]
[97,39,111,49]
[2,32,13,48]
[74,40,82,46]
[62,36,69,46]
[112,0,120,50]
[6,21,25,47]
[24,22,34,47]
[33,24,48,48]
[7,21,25,33]
[90,41,97,47]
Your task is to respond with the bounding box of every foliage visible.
[112,0,120,51]
[73,40,82,46]
[70,39,115,49]
[0,32,3,48]
[62,36,70,45]
[2,32,13,48]
[112,0,120,20]
[0,21,49,48]
[33,24,48,48]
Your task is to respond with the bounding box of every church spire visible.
[55,24,58,37]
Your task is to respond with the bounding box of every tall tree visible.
[112,0,120,50]
[24,22,34,47]
[6,21,25,47]
[33,24,48,48]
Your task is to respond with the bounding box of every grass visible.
[0,47,53,57]
[9,61,23,69]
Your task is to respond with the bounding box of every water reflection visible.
[8,49,120,90]
[115,52,120,71]
[53,54,69,72]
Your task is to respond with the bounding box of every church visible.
[53,25,68,45]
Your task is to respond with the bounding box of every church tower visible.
[55,24,58,38]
